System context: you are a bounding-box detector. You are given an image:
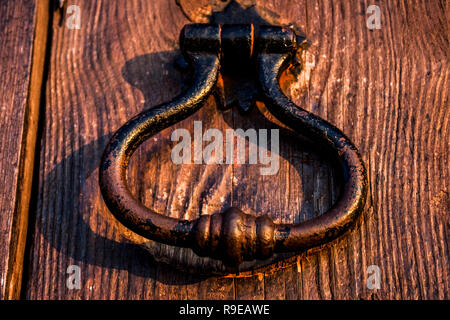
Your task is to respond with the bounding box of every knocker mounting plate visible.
[99,24,368,273]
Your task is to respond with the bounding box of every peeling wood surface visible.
[22,0,449,299]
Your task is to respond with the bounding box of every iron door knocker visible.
[99,24,368,268]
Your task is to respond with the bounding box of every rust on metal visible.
[99,24,368,270]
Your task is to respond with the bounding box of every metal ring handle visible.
[99,24,368,268]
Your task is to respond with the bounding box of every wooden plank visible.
[0,0,50,299]
[296,0,449,299]
[25,0,448,299]
[25,0,233,299]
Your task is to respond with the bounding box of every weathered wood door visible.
[0,0,448,300]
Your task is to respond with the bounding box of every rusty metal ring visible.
[99,24,368,268]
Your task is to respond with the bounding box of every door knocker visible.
[99,24,368,269]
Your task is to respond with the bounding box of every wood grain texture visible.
[24,0,449,299]
[0,0,47,299]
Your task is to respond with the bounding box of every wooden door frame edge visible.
[4,0,51,300]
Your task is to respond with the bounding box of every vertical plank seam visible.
[6,0,52,300]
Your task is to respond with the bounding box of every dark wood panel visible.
[0,0,48,299]
[25,0,449,299]
[296,0,449,299]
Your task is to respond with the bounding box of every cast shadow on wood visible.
[32,51,209,286]
[34,134,215,285]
